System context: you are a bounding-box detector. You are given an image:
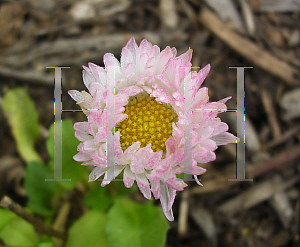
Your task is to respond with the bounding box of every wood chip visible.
[203,0,244,31]
[218,175,299,216]
[270,191,293,229]
[261,89,281,139]
[199,7,300,86]
[160,0,179,29]
[239,0,256,34]
[280,87,300,120]
[260,0,300,13]
[191,208,217,246]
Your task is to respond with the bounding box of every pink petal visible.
[124,37,138,57]
[194,64,210,89]
[150,181,161,200]
[130,154,145,174]
[123,166,135,188]
[155,47,175,74]
[114,131,123,160]
[121,47,135,69]
[172,91,185,101]
[136,173,151,200]
[123,141,140,160]
[144,151,163,170]
[119,85,143,97]
[94,126,107,144]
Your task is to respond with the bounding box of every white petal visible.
[89,167,106,182]
[82,70,95,91]
[68,90,83,102]
[73,152,91,162]
[101,165,125,186]
[194,175,203,186]
[160,182,175,221]
[75,131,93,142]
[211,132,239,146]
[74,122,89,133]
[88,62,107,87]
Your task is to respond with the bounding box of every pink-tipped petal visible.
[89,167,106,182]
[123,166,135,188]
[136,173,151,200]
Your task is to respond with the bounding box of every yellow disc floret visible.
[116,95,177,152]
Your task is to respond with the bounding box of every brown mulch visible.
[0,0,299,246]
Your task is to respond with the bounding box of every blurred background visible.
[0,0,300,246]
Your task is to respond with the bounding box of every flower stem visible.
[0,196,65,239]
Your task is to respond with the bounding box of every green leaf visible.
[84,185,113,212]
[0,208,39,247]
[110,179,138,197]
[46,119,89,189]
[105,198,170,247]
[24,161,55,216]
[0,208,18,232]
[2,88,42,163]
[33,242,54,247]
[65,210,107,247]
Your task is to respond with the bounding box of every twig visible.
[248,144,300,178]
[239,0,256,35]
[0,66,54,86]
[261,89,281,139]
[3,31,188,68]
[263,125,300,150]
[178,0,198,28]
[178,189,189,237]
[52,201,71,247]
[192,144,300,194]
[199,7,300,86]
[218,175,299,216]
[0,196,65,239]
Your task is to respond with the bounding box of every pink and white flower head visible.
[69,37,237,221]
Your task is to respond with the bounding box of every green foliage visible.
[65,210,108,247]
[33,243,54,247]
[0,209,39,247]
[2,88,42,163]
[105,197,169,247]
[24,161,55,216]
[84,185,114,212]
[46,119,89,189]
[2,88,171,247]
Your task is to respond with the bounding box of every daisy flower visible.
[68,37,237,221]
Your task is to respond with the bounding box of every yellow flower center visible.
[116,95,177,152]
